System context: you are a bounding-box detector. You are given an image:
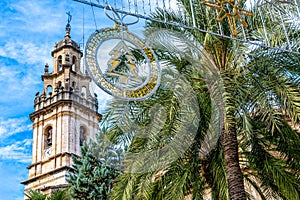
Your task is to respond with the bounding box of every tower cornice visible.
[51,38,83,57]
[30,91,101,122]
[21,165,73,185]
[41,64,91,81]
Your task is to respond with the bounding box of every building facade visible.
[21,23,101,197]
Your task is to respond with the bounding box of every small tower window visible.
[72,81,76,88]
[44,126,53,149]
[65,54,70,62]
[81,86,87,98]
[58,55,62,71]
[79,126,87,146]
[46,85,52,97]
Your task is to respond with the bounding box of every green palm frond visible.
[47,190,69,200]
[25,190,47,200]
[97,1,300,199]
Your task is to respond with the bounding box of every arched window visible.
[46,85,52,97]
[81,86,87,98]
[56,81,63,92]
[72,56,77,71]
[72,81,76,88]
[72,56,77,64]
[79,126,87,146]
[58,55,62,71]
[44,126,53,149]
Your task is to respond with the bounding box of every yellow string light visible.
[202,0,252,37]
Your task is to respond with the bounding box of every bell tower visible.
[21,15,101,196]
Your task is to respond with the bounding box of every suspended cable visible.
[134,0,138,14]
[295,0,300,15]
[83,7,85,50]
[241,23,247,41]
[148,0,151,13]
[73,0,300,55]
[90,0,98,30]
[121,0,124,11]
[278,10,292,50]
[128,0,131,13]
[142,0,146,15]
[258,6,269,46]
[189,0,196,27]
[162,0,167,22]
[216,8,223,36]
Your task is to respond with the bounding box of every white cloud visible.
[0,63,40,88]
[0,40,51,65]
[0,139,32,163]
[8,0,66,34]
[0,117,31,139]
[0,65,41,115]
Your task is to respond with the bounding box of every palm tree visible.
[99,1,300,199]
[47,190,69,200]
[104,67,214,199]
[142,1,300,199]
[25,189,69,200]
[25,190,47,200]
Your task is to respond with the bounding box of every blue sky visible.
[0,1,145,199]
[0,0,289,199]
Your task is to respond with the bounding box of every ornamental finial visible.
[66,11,72,35]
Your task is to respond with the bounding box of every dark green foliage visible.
[89,129,124,172]
[67,145,119,200]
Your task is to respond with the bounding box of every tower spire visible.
[66,11,72,36]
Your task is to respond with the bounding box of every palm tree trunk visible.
[221,126,246,200]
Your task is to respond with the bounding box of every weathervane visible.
[66,11,72,35]
[84,7,161,100]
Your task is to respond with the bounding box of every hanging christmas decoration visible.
[202,0,253,36]
[85,7,161,100]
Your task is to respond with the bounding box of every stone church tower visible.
[21,20,101,196]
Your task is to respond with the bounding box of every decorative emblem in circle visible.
[85,25,161,100]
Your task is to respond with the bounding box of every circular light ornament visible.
[85,24,161,100]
